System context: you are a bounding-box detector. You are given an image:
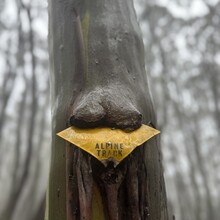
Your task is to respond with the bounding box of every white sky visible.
[135,0,220,20]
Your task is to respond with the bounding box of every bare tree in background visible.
[0,0,49,219]
[137,0,220,219]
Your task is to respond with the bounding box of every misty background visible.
[0,0,219,219]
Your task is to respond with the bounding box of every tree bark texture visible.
[48,0,168,219]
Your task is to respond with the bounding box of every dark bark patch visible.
[69,87,142,131]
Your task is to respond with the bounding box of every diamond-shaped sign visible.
[57,124,160,166]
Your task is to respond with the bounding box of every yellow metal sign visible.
[57,124,160,166]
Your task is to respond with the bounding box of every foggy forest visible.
[0,0,220,219]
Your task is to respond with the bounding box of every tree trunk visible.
[47,0,168,219]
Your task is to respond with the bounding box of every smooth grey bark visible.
[48,0,168,219]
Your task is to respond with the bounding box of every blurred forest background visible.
[0,0,219,220]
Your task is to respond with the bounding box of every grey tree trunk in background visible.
[48,0,168,219]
